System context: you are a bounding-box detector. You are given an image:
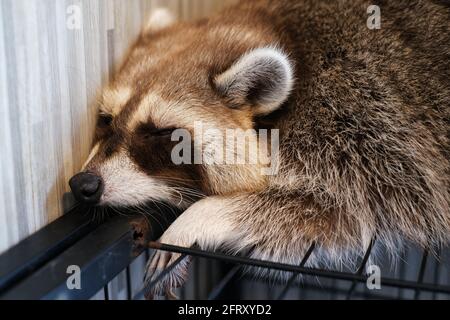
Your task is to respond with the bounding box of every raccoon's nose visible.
[69,172,104,204]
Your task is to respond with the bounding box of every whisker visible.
[132,203,166,232]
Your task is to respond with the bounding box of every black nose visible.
[69,172,104,204]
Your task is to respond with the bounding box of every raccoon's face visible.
[69,19,293,209]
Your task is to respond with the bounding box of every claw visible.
[165,288,178,300]
[143,250,158,281]
[143,248,192,300]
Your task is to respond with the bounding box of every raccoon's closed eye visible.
[139,127,176,139]
[152,128,175,136]
[98,113,113,127]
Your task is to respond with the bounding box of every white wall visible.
[0,0,236,253]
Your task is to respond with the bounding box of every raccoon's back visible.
[254,0,450,245]
[262,0,450,181]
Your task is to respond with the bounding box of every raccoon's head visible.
[69,11,294,209]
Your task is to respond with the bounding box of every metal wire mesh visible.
[1,202,448,300]
[104,238,450,300]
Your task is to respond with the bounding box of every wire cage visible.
[0,197,449,300]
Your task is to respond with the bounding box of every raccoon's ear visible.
[144,8,176,33]
[214,47,294,115]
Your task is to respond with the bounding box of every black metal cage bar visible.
[0,202,449,300]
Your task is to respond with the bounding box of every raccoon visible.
[69,0,450,298]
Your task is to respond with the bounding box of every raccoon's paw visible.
[143,233,193,300]
[143,196,238,299]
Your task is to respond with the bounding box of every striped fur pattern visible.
[78,0,450,298]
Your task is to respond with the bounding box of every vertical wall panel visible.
[0,0,236,253]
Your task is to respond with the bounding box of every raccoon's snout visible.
[69,172,104,204]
